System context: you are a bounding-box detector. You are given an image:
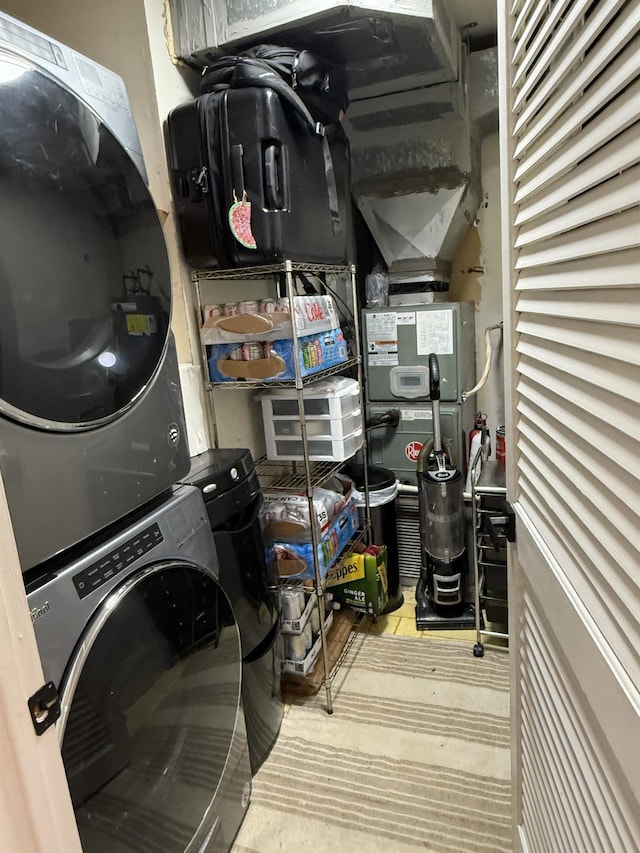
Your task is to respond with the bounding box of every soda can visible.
[281,589,303,622]
[227,346,242,361]
[301,342,311,370]
[309,600,320,635]
[260,298,277,313]
[241,342,264,361]
[239,300,259,315]
[202,304,222,320]
[303,621,313,652]
[285,633,306,663]
[223,302,239,316]
[276,297,291,313]
[496,425,506,463]
[295,588,307,612]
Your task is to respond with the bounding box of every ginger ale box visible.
[326,546,388,616]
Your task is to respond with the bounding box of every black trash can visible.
[342,463,404,614]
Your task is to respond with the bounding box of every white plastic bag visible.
[365,264,389,308]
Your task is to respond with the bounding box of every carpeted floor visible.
[232,630,511,853]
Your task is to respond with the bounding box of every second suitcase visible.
[166,87,351,270]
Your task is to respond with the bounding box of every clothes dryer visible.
[26,484,251,853]
[0,11,190,572]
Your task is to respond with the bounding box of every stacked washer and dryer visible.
[0,12,275,852]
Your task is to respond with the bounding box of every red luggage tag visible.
[228,190,257,250]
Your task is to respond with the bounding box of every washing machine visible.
[26,484,251,853]
[0,11,190,572]
[184,449,283,774]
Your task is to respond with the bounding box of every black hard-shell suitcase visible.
[165,86,350,270]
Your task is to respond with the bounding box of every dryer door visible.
[0,50,171,431]
[58,562,247,853]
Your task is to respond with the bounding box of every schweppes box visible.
[326,546,388,615]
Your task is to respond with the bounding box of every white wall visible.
[450,131,505,448]
[475,131,505,434]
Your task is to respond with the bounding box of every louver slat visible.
[515,167,640,246]
[517,326,640,390]
[515,207,640,269]
[511,0,535,38]
[515,248,640,291]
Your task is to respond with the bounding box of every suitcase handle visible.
[231,144,246,195]
[263,143,284,210]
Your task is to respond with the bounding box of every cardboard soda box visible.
[325,545,388,615]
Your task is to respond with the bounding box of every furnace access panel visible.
[362,303,476,403]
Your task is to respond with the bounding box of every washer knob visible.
[230,467,239,480]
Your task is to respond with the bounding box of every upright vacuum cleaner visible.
[415,354,473,629]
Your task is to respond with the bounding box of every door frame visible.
[0,472,82,852]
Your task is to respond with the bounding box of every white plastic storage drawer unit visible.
[266,427,363,462]
[260,377,362,462]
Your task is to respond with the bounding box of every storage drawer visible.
[271,409,361,439]
[260,377,360,418]
[268,427,363,462]
[481,561,508,599]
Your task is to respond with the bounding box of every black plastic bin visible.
[342,463,404,614]
[183,449,283,774]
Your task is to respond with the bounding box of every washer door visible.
[59,563,243,853]
[0,50,171,430]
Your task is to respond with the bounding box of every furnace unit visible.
[362,302,475,585]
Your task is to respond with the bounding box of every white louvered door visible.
[498,1,640,851]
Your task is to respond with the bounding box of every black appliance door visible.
[59,562,243,853]
[0,51,170,430]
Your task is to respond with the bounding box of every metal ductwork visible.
[469,47,499,136]
[170,1,460,101]
[344,47,498,283]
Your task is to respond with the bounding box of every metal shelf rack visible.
[192,260,370,713]
[255,456,351,493]
[193,261,353,281]
[470,449,509,656]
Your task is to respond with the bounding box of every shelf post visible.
[284,261,334,714]
[348,264,372,542]
[193,272,219,447]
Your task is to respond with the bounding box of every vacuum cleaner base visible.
[415,572,478,630]
[415,600,480,631]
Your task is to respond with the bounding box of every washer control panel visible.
[73,523,163,599]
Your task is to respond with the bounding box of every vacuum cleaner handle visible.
[429,353,443,455]
[429,353,441,401]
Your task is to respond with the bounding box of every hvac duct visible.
[343,58,486,282]
[168,0,459,100]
